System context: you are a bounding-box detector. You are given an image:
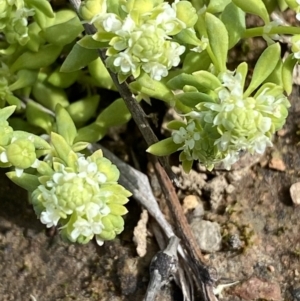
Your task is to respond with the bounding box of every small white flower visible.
[165,42,185,67]
[116,15,135,37]
[221,151,240,170]
[191,36,209,53]
[70,217,93,240]
[70,215,104,241]
[100,13,122,32]
[142,62,168,81]
[220,71,243,98]
[40,206,61,228]
[113,52,138,73]
[172,121,200,152]
[0,151,8,163]
[77,157,107,185]
[249,134,273,154]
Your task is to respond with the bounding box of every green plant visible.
[0,0,299,244]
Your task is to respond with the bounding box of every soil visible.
[2,10,300,301]
[1,90,300,301]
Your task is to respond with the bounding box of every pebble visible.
[182,195,200,214]
[231,276,282,301]
[228,233,242,250]
[269,157,286,171]
[290,182,300,205]
[190,219,222,253]
[291,287,300,301]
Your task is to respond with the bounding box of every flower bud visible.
[79,0,107,21]
[6,139,36,169]
[174,1,198,28]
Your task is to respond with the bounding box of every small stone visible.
[291,287,300,301]
[267,265,275,273]
[225,184,235,194]
[230,276,282,301]
[277,128,288,137]
[228,233,242,250]
[269,157,286,171]
[190,219,222,253]
[290,182,300,205]
[182,195,199,214]
[192,203,205,218]
[133,209,148,257]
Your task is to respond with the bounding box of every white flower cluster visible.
[172,70,290,169]
[91,0,192,81]
[31,155,128,246]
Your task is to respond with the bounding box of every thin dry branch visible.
[69,1,219,300]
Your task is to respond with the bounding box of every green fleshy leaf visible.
[26,0,55,18]
[205,12,228,72]
[88,58,116,90]
[41,14,83,46]
[282,54,298,95]
[101,216,114,231]
[107,214,124,229]
[146,137,180,156]
[182,50,211,74]
[129,73,175,103]
[10,44,63,73]
[36,161,54,176]
[95,98,131,128]
[25,101,54,134]
[108,204,128,216]
[97,230,116,240]
[26,22,44,52]
[6,171,40,192]
[32,7,54,29]
[167,120,187,130]
[0,106,16,122]
[176,28,202,46]
[236,62,248,88]
[278,0,288,11]
[55,104,77,146]
[232,0,269,23]
[221,3,246,48]
[192,70,222,90]
[176,92,215,107]
[77,35,108,49]
[32,80,69,111]
[66,149,78,170]
[207,0,231,13]
[6,95,22,109]
[60,44,99,72]
[67,95,100,126]
[12,131,51,150]
[264,59,283,86]
[107,195,129,205]
[167,72,221,92]
[51,132,73,164]
[182,159,193,173]
[244,43,281,97]
[47,68,79,89]
[8,118,41,134]
[71,141,90,152]
[9,70,38,91]
[75,122,107,143]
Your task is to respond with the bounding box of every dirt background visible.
[2,7,300,301]
[1,77,300,301]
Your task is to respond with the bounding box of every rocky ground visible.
[1,9,300,301]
